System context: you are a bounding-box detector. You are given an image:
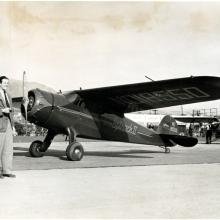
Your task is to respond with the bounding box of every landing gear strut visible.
[65,127,84,161]
[29,130,56,157]
[29,128,85,161]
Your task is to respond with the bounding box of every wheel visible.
[165,147,170,153]
[29,140,44,157]
[66,142,84,161]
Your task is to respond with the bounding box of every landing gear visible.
[29,140,44,157]
[66,142,84,161]
[165,147,170,153]
[29,130,56,158]
[65,127,84,161]
[159,146,171,153]
[28,127,85,161]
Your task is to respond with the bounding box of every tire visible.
[165,147,170,153]
[29,140,44,157]
[66,142,84,161]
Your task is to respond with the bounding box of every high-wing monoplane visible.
[17,76,220,161]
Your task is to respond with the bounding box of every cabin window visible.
[75,100,80,106]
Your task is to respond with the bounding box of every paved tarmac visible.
[13,139,220,170]
[1,140,220,219]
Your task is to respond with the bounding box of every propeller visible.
[22,71,29,134]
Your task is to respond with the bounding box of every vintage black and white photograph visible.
[0,1,220,219]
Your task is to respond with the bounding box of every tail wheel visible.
[165,147,170,153]
[66,142,84,161]
[29,140,44,157]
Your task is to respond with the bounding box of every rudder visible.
[157,115,198,147]
[157,115,179,135]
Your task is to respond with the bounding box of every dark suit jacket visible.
[0,90,14,132]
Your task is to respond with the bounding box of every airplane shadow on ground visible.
[13,147,164,160]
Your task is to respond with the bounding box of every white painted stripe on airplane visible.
[137,131,153,138]
[58,107,93,119]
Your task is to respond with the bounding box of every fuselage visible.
[50,106,165,146]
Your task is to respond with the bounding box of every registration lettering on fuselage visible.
[112,119,138,135]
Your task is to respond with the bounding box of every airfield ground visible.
[0,139,220,218]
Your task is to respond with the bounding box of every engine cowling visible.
[21,89,69,127]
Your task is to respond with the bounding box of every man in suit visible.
[0,76,16,178]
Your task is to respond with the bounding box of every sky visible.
[0,1,220,114]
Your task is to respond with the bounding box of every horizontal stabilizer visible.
[160,134,198,147]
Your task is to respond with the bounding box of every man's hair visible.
[0,76,9,84]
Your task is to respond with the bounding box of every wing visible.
[71,76,220,114]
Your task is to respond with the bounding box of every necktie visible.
[3,90,10,108]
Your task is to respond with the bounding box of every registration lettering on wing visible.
[111,87,210,105]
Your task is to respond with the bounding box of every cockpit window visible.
[74,99,85,108]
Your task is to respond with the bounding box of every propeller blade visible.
[22,71,29,134]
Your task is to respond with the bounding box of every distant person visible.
[0,76,16,178]
[188,124,193,137]
[200,126,204,137]
[206,124,212,144]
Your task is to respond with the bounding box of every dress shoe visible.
[3,174,16,178]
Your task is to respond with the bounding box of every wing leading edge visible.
[69,76,220,114]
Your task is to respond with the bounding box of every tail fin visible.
[157,115,198,147]
[157,115,179,135]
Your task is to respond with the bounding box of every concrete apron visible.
[0,163,220,219]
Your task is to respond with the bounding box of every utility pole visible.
[181,105,184,115]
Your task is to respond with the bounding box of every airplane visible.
[16,75,220,161]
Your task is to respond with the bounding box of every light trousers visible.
[0,121,13,174]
